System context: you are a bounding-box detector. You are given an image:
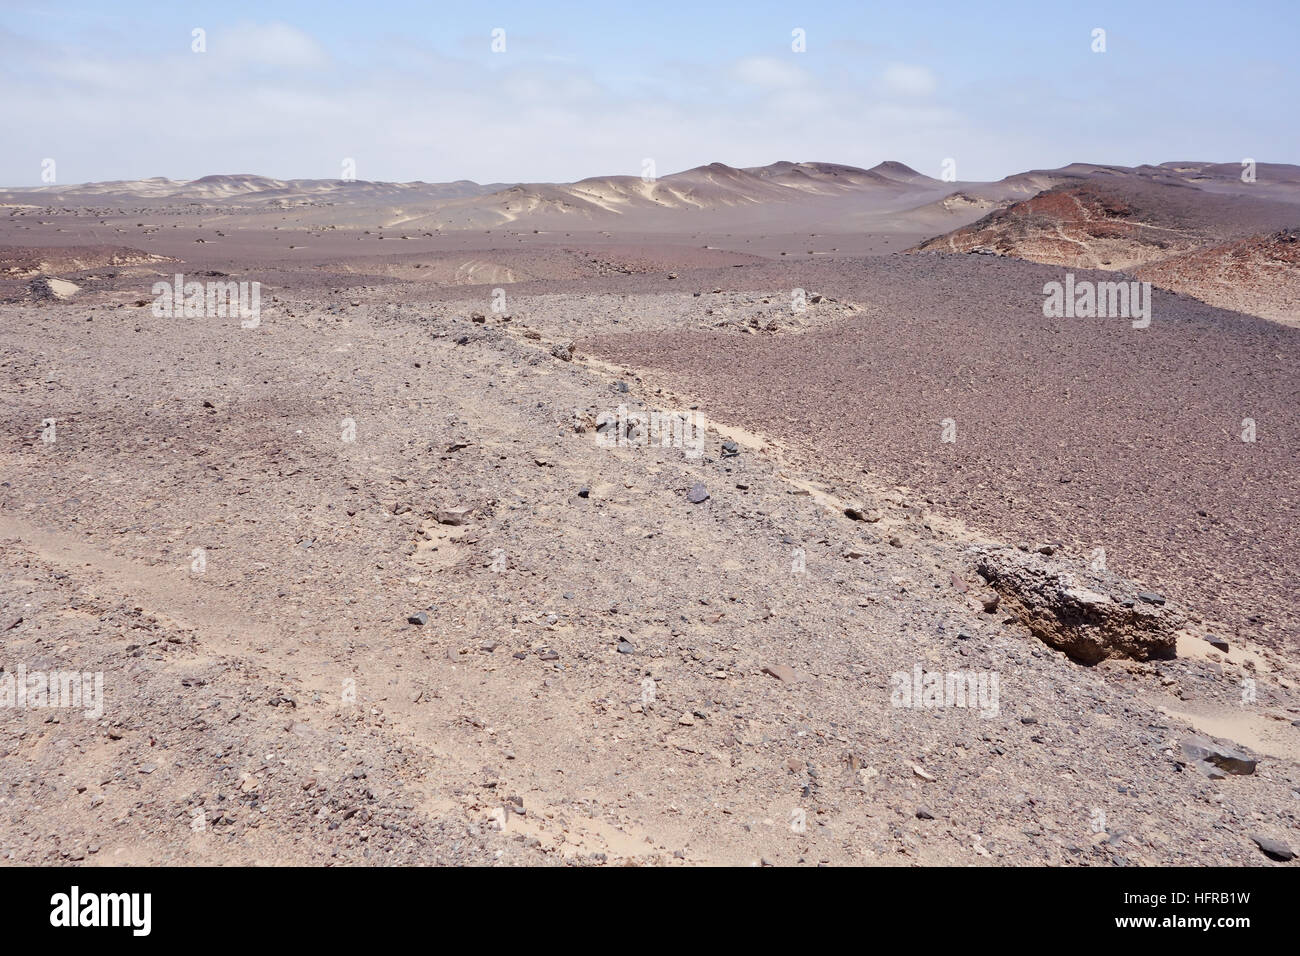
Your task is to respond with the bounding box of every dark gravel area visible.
[583,252,1300,650]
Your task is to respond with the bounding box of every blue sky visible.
[2,0,1296,185]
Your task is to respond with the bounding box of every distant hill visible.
[3,174,508,204]
[910,170,1300,269]
[4,160,1298,239]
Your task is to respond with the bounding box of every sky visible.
[2,0,1297,186]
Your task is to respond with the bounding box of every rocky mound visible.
[27,276,80,301]
[1135,227,1300,327]
[909,183,1197,269]
[908,179,1300,273]
[0,244,172,278]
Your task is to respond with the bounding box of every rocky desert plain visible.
[1,159,1298,868]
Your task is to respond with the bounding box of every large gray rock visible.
[1180,735,1257,777]
[971,547,1180,664]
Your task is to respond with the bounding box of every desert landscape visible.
[2,155,1298,870]
[1,5,1298,893]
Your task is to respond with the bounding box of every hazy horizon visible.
[12,156,1298,191]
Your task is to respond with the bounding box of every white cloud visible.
[215,22,329,69]
[881,63,937,96]
[732,56,808,90]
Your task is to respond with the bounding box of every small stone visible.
[437,507,472,525]
[616,641,635,655]
[1137,591,1166,606]
[762,664,798,683]
[537,649,559,661]
[407,611,428,626]
[1250,834,1296,861]
[577,487,590,498]
[678,713,695,726]
[687,483,709,504]
[911,764,936,782]
[721,441,739,457]
[916,807,935,820]
[1204,634,1229,652]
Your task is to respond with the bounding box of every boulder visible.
[971,547,1179,664]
